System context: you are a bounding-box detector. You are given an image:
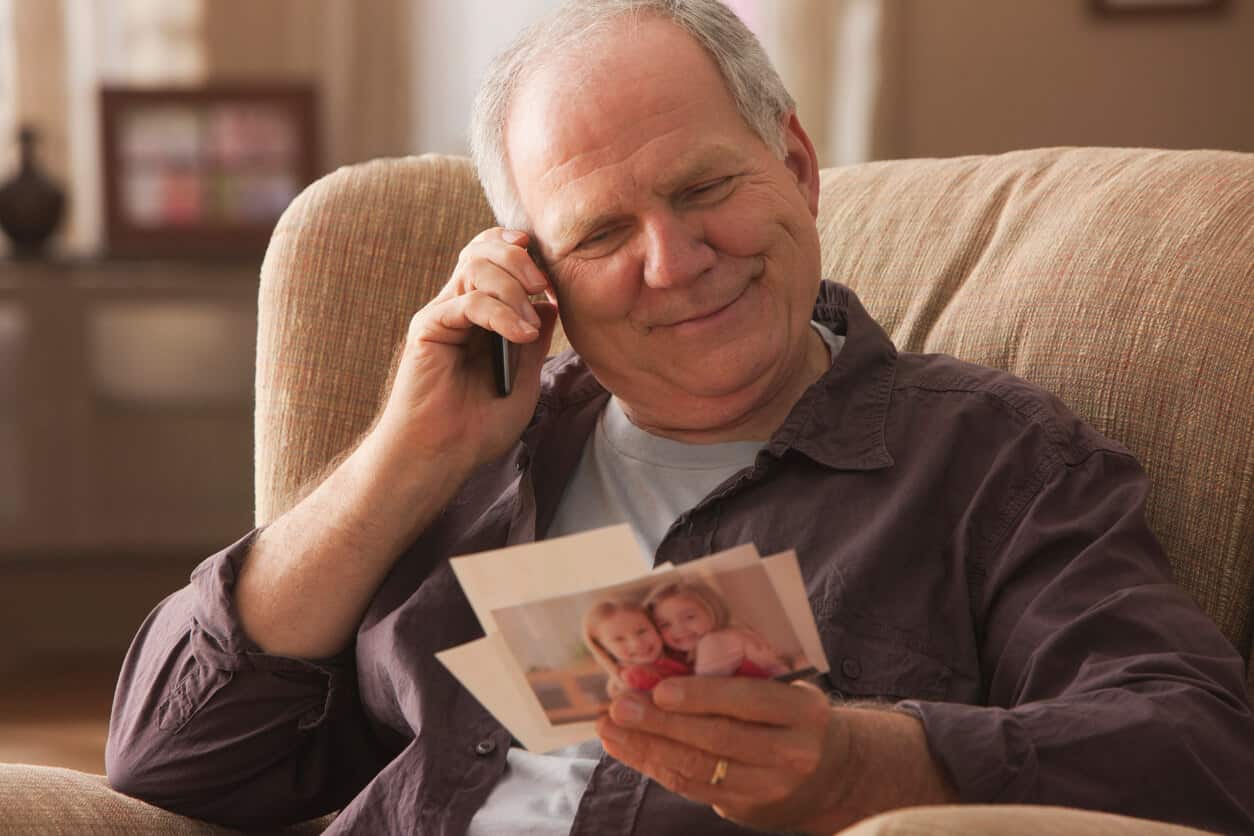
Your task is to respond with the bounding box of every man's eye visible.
[687,177,733,199]
[575,227,619,251]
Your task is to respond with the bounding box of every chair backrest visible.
[814,147,1254,689]
[257,149,1254,693]
[256,156,502,523]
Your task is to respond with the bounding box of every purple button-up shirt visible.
[107,283,1254,834]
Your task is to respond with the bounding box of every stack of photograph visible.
[439,525,828,752]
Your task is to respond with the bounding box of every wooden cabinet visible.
[0,259,257,557]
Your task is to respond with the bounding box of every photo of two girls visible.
[494,562,816,725]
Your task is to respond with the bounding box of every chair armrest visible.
[838,804,1214,836]
[0,764,332,835]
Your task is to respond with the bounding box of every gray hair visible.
[469,0,796,231]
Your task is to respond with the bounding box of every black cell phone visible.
[492,331,513,397]
[492,240,549,397]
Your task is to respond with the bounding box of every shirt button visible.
[841,657,862,680]
[475,738,497,757]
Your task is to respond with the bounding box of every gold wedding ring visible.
[709,757,729,786]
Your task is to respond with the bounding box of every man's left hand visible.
[596,676,851,833]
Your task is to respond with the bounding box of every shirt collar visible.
[765,281,896,471]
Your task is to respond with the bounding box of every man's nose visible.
[641,211,716,289]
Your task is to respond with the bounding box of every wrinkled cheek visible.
[704,203,781,259]
[556,257,641,326]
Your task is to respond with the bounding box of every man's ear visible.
[781,112,821,218]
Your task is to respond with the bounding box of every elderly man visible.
[107,1,1254,834]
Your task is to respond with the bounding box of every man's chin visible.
[660,364,777,405]
[614,377,783,441]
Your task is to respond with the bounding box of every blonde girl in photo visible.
[582,597,692,696]
[644,580,790,679]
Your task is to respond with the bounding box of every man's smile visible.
[643,256,765,334]
[667,281,750,327]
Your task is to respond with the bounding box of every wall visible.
[0,554,200,671]
[409,0,564,157]
[406,0,871,165]
[408,0,1254,164]
[200,0,415,171]
[884,0,1254,159]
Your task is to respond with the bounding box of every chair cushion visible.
[816,147,1254,665]
[838,803,1212,836]
[0,764,335,834]
[0,764,238,835]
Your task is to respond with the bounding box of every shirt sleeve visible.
[900,449,1254,833]
[106,530,390,830]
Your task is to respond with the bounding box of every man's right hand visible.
[235,228,557,660]
[371,227,557,480]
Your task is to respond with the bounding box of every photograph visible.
[493,562,815,726]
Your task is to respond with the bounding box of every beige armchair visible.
[4,147,1249,835]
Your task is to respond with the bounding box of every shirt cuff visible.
[188,529,352,675]
[897,699,1039,803]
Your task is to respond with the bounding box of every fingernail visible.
[653,679,682,706]
[612,696,645,725]
[522,306,541,328]
[502,229,527,245]
[518,321,539,336]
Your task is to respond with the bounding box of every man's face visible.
[651,595,716,653]
[596,609,663,665]
[505,16,824,438]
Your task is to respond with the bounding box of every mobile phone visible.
[492,331,513,397]
[492,241,551,397]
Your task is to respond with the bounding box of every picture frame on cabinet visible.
[100,84,318,258]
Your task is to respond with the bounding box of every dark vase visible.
[0,125,67,259]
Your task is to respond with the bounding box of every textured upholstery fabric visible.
[0,765,333,834]
[0,765,239,835]
[839,804,1213,836]
[815,147,1254,673]
[256,155,502,524]
[0,767,1208,836]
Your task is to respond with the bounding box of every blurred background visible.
[0,0,1251,775]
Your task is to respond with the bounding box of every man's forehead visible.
[542,139,743,197]
[508,49,730,169]
[505,19,742,187]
